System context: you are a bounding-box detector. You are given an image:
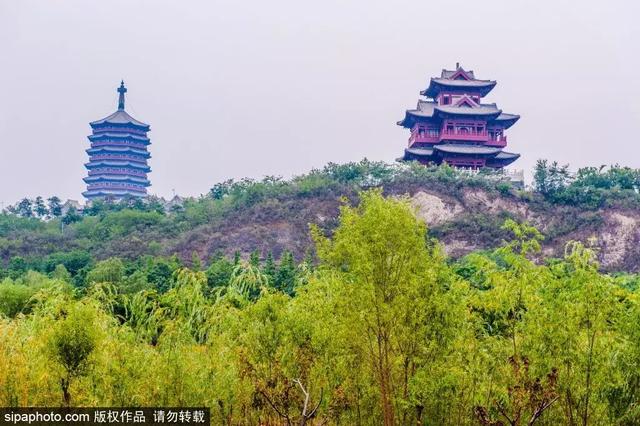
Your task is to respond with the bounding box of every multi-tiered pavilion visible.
[83,82,152,200]
[398,64,520,168]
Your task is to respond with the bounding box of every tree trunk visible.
[61,377,71,407]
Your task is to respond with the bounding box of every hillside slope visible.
[4,161,640,273]
[166,182,640,272]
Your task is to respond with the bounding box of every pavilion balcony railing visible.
[90,154,149,162]
[88,183,147,191]
[93,127,148,136]
[485,135,508,147]
[439,129,489,142]
[91,141,148,150]
[88,169,147,178]
[408,133,439,145]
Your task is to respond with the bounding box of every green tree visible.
[263,251,276,285]
[86,258,125,286]
[533,159,570,198]
[312,189,456,425]
[274,251,297,295]
[34,196,49,218]
[62,206,82,225]
[15,198,33,218]
[49,303,98,406]
[47,196,63,217]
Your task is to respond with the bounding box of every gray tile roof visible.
[398,101,505,126]
[421,77,496,98]
[85,160,151,171]
[405,147,434,156]
[494,151,520,160]
[84,175,150,185]
[441,68,476,79]
[88,132,150,141]
[492,113,520,129]
[90,110,150,129]
[434,144,502,155]
[82,189,146,198]
[431,78,494,88]
[87,146,150,156]
[434,103,502,117]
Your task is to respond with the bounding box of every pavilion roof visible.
[421,66,496,98]
[434,144,502,155]
[398,100,507,127]
[491,113,520,129]
[441,69,476,79]
[434,103,502,118]
[422,79,496,98]
[485,151,521,167]
[405,144,510,158]
[405,147,434,156]
[494,151,520,160]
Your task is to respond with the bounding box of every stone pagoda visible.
[83,81,152,200]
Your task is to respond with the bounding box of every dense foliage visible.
[533,160,640,209]
[1,190,639,425]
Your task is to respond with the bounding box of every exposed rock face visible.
[167,186,640,272]
[410,191,462,226]
[406,189,640,271]
[599,213,638,267]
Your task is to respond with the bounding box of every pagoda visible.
[83,82,152,199]
[397,64,520,168]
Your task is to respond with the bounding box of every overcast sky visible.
[1,0,639,205]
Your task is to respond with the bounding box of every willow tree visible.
[312,189,457,425]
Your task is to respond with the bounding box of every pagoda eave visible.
[422,78,497,98]
[84,176,151,186]
[83,190,147,199]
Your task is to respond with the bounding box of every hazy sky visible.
[1,0,639,205]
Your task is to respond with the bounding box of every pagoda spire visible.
[117,80,127,110]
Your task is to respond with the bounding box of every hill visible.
[3,160,640,277]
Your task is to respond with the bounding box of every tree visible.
[147,259,177,293]
[7,256,28,280]
[62,206,82,225]
[0,282,36,317]
[230,261,268,300]
[474,356,559,426]
[44,251,93,277]
[86,258,125,286]
[15,198,33,218]
[47,196,63,217]
[49,303,98,406]
[533,159,570,198]
[51,264,72,282]
[312,189,454,426]
[34,196,49,219]
[263,251,277,285]
[205,254,234,290]
[274,251,297,295]
[210,179,234,200]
